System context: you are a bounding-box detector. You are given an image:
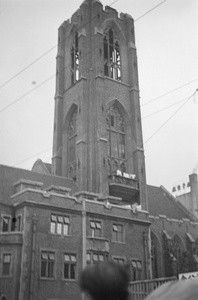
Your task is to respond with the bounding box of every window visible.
[2,254,11,276]
[90,220,102,238]
[68,109,77,180]
[86,252,107,265]
[50,214,70,236]
[113,257,125,265]
[71,31,79,85]
[112,224,124,243]
[16,215,22,231]
[41,251,55,279]
[104,28,121,81]
[107,106,126,174]
[2,215,11,232]
[64,254,77,280]
[131,260,142,281]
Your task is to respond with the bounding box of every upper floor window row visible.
[1,215,22,232]
[50,214,70,236]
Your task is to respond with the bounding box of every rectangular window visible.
[2,253,11,276]
[50,214,70,236]
[64,254,77,280]
[16,215,22,231]
[113,257,125,265]
[112,224,124,243]
[131,260,142,281]
[90,220,102,238]
[2,216,11,232]
[87,252,107,265]
[41,251,55,279]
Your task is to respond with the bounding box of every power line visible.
[141,77,198,107]
[143,91,195,145]
[0,0,167,114]
[135,0,167,22]
[97,89,196,190]
[0,75,55,113]
[142,96,190,119]
[0,46,57,89]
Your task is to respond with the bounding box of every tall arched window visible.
[68,109,77,179]
[172,235,185,275]
[107,106,125,173]
[103,28,121,81]
[71,31,79,85]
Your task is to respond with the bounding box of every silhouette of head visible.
[79,261,129,300]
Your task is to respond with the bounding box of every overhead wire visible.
[143,91,195,145]
[0,0,168,115]
[97,89,197,190]
[3,0,186,171]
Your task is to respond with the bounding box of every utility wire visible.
[0,75,55,113]
[0,0,167,115]
[142,96,190,119]
[135,0,167,22]
[141,77,198,107]
[143,92,195,145]
[97,89,196,190]
[0,46,57,89]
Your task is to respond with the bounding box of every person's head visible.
[145,279,198,300]
[79,261,129,300]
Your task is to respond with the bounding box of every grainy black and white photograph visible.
[0,0,198,299]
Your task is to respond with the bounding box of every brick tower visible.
[52,0,148,210]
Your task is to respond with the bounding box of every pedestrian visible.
[79,261,130,300]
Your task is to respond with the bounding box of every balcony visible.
[129,277,177,300]
[109,173,139,203]
[86,237,109,253]
[0,232,23,245]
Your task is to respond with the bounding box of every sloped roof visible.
[31,159,51,174]
[147,184,196,221]
[0,164,79,205]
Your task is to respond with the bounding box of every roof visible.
[0,164,79,205]
[147,184,196,221]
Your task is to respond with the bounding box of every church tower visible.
[52,0,148,210]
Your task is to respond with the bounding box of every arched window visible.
[71,31,79,85]
[103,28,121,81]
[107,106,125,173]
[68,109,77,179]
[172,235,185,275]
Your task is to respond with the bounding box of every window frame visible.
[71,31,79,85]
[112,223,125,243]
[15,214,22,231]
[1,215,11,232]
[86,252,108,265]
[63,253,77,280]
[40,250,55,279]
[2,253,12,277]
[112,256,126,265]
[131,259,142,281]
[50,214,70,236]
[103,27,121,81]
[89,220,102,238]
[107,106,126,174]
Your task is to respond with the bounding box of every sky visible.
[0,0,198,194]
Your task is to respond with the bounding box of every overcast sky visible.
[0,0,198,194]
